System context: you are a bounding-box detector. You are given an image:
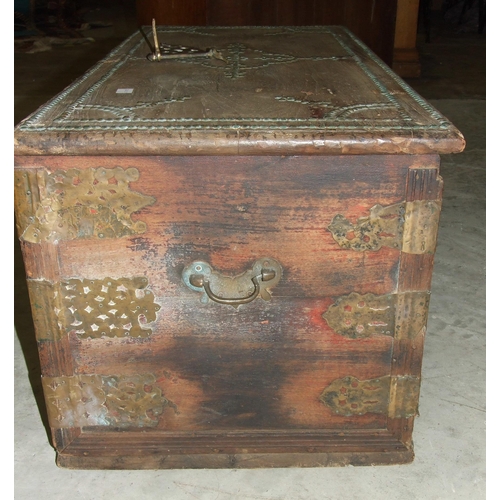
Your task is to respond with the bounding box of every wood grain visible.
[67,297,393,430]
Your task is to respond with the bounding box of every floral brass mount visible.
[59,277,161,339]
[323,291,430,340]
[320,375,420,418]
[15,167,155,243]
[327,200,441,253]
[182,258,282,308]
[323,292,394,338]
[43,373,171,428]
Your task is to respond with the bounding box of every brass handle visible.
[182,258,282,308]
[189,269,276,306]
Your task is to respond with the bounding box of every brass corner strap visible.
[402,200,441,254]
[327,200,441,254]
[320,375,420,418]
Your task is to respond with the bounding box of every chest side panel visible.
[15,154,440,438]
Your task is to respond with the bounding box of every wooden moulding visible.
[13,27,465,157]
[55,430,414,469]
[57,451,415,470]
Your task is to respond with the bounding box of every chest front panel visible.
[14,25,461,469]
[15,153,441,463]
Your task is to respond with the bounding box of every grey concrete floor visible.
[14,4,486,499]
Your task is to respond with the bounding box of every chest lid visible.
[14,26,464,156]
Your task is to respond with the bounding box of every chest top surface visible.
[14,26,464,156]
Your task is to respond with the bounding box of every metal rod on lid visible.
[152,18,161,61]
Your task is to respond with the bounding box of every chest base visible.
[55,430,414,469]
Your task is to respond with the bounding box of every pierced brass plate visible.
[59,277,161,339]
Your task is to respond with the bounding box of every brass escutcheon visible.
[182,258,282,308]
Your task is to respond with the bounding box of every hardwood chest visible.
[14,25,465,469]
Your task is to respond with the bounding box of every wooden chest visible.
[14,26,464,469]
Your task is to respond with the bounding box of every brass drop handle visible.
[189,269,276,306]
[182,258,282,308]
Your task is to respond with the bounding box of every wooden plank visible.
[57,429,413,468]
[67,296,393,431]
